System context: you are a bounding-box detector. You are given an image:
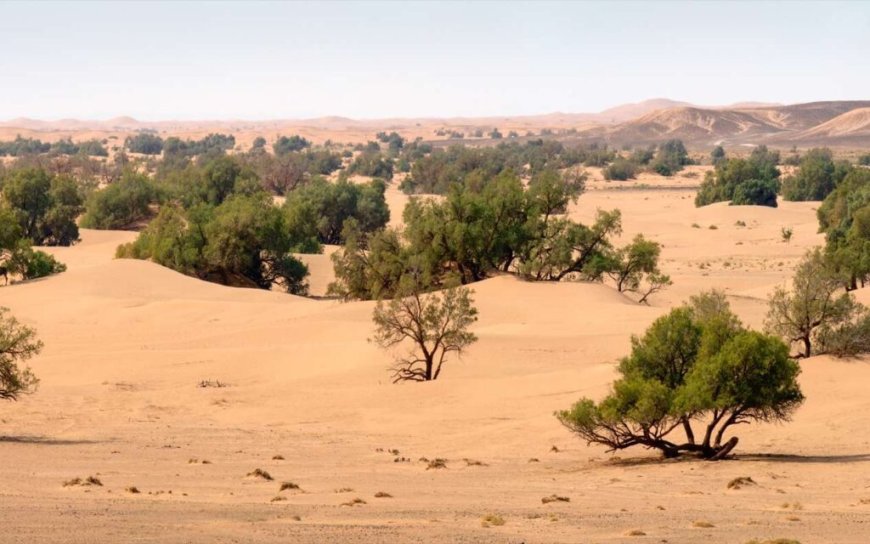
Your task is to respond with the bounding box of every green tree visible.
[0,307,42,400]
[710,145,726,167]
[80,172,158,229]
[273,135,311,155]
[765,248,863,357]
[124,132,163,155]
[558,292,803,459]
[372,282,478,382]
[607,234,672,303]
[2,168,83,245]
[781,148,851,201]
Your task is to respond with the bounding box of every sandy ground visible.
[1,182,869,544]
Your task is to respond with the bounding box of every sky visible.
[0,0,868,120]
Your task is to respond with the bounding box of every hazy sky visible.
[1,1,867,120]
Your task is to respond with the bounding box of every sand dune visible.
[1,187,869,543]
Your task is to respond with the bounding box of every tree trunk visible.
[802,336,812,358]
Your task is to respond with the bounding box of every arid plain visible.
[2,156,870,543]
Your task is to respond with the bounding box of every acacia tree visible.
[765,248,862,358]
[557,291,803,459]
[371,281,478,383]
[0,307,42,400]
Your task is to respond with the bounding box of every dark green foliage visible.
[251,136,267,151]
[650,139,690,176]
[0,136,51,156]
[558,291,803,459]
[283,177,389,245]
[117,193,318,294]
[7,246,67,279]
[858,153,870,166]
[731,178,778,207]
[375,131,405,152]
[247,150,343,195]
[695,147,782,207]
[273,135,311,155]
[0,307,42,400]
[603,157,639,181]
[1,168,84,245]
[816,168,870,289]
[125,132,164,155]
[606,234,672,303]
[781,148,851,201]
[710,145,726,166]
[398,140,591,195]
[163,133,235,159]
[347,152,394,180]
[80,172,159,229]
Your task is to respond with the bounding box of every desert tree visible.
[0,307,42,401]
[371,279,478,383]
[607,234,671,303]
[557,291,803,459]
[765,248,862,358]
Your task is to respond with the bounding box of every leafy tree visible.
[80,172,158,229]
[695,150,781,207]
[730,178,778,207]
[347,152,394,180]
[816,168,870,289]
[781,148,851,201]
[607,234,672,303]
[1,168,83,245]
[765,248,863,357]
[273,135,311,155]
[710,145,726,167]
[372,282,478,382]
[118,193,317,294]
[125,132,164,155]
[251,136,267,152]
[651,139,690,176]
[283,177,389,245]
[558,291,803,459]
[603,157,639,181]
[0,307,42,400]
[6,245,67,280]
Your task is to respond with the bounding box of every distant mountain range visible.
[2,99,869,148]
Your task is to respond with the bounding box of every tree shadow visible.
[735,452,870,464]
[0,435,102,446]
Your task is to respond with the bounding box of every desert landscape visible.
[3,2,870,544]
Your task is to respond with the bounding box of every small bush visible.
[247,468,273,481]
[279,481,300,491]
[374,491,393,498]
[727,476,757,489]
[541,494,570,504]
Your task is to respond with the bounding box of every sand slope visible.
[1,189,869,543]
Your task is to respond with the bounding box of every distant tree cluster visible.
[816,166,870,290]
[695,145,781,207]
[0,136,107,157]
[559,291,804,459]
[80,171,158,229]
[163,133,236,160]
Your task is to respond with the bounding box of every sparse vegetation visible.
[481,514,505,527]
[0,307,42,401]
[247,468,273,480]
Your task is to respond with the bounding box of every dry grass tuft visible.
[126,486,140,494]
[426,458,447,470]
[541,494,570,504]
[463,458,488,467]
[693,520,715,528]
[270,495,287,502]
[63,476,103,487]
[341,497,367,507]
[272,455,285,460]
[374,491,393,498]
[744,540,801,544]
[481,514,505,527]
[247,468,273,481]
[728,476,756,490]
[279,481,300,492]
[334,487,354,493]
[627,529,646,536]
